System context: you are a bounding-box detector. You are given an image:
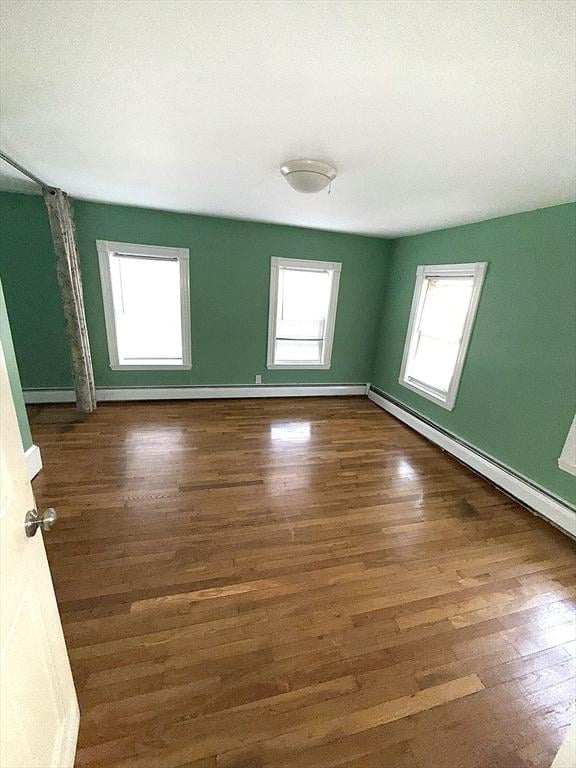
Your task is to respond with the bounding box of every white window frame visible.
[266,257,341,370]
[558,415,576,477]
[399,262,487,411]
[96,240,191,370]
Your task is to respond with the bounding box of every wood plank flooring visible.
[28,397,576,768]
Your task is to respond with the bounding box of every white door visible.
[0,342,79,768]
[552,723,576,767]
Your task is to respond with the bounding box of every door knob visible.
[25,508,58,538]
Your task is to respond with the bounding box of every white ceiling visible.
[0,0,574,237]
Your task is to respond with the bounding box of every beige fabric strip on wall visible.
[43,188,96,413]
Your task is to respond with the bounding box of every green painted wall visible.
[0,192,389,389]
[372,203,576,506]
[0,276,33,450]
[0,192,72,388]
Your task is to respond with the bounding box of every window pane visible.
[409,334,460,392]
[276,317,325,340]
[274,267,332,364]
[110,256,183,364]
[277,269,332,327]
[277,269,331,337]
[419,277,474,342]
[406,274,475,395]
[275,339,323,363]
[269,260,341,368]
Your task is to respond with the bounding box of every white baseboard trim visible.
[368,389,576,538]
[24,384,367,404]
[24,443,42,480]
[25,389,76,403]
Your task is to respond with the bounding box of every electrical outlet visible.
[255,374,262,384]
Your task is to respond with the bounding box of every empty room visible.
[1,1,575,767]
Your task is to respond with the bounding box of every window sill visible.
[267,362,332,370]
[399,376,455,411]
[110,363,192,371]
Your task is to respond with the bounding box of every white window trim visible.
[96,240,192,370]
[266,256,341,370]
[399,262,487,411]
[558,415,576,477]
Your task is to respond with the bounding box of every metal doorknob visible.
[25,508,58,538]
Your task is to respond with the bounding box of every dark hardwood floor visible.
[28,397,575,768]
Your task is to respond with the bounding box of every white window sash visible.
[399,262,487,410]
[97,240,192,370]
[266,257,341,370]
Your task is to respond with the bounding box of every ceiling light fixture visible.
[280,159,337,194]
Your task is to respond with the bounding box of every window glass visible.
[97,240,191,370]
[400,263,487,409]
[408,276,474,393]
[274,268,332,364]
[268,258,341,368]
[110,255,183,365]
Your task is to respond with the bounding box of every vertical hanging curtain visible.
[43,188,97,413]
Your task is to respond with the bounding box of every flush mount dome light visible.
[280,159,337,193]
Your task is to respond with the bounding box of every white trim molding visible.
[399,261,487,411]
[96,240,192,370]
[24,384,366,404]
[368,389,576,538]
[266,256,341,370]
[558,415,576,477]
[25,390,75,403]
[54,698,80,768]
[552,722,576,768]
[24,443,42,480]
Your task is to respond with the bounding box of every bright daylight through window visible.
[97,241,191,369]
[400,262,487,410]
[267,257,341,369]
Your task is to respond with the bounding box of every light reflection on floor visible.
[122,426,188,471]
[267,422,312,496]
[270,421,312,443]
[395,457,418,479]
